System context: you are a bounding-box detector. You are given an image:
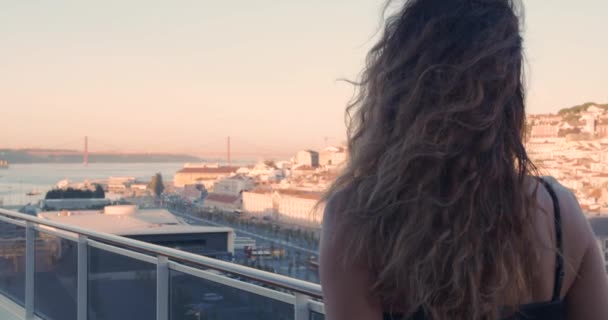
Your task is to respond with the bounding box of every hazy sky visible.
[1,1,606,156]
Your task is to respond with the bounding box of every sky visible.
[1,0,607,157]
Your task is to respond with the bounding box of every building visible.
[107,176,137,193]
[242,189,275,216]
[275,190,324,225]
[530,121,559,138]
[202,193,241,212]
[319,146,347,167]
[596,120,608,138]
[295,150,319,167]
[248,162,285,181]
[242,189,324,225]
[582,114,597,135]
[38,205,235,257]
[213,175,255,196]
[589,216,608,273]
[174,165,239,188]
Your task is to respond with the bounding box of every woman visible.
[319,0,608,319]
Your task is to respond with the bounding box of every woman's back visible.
[318,0,608,319]
[321,177,608,319]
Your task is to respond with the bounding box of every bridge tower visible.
[227,136,231,166]
[83,136,89,166]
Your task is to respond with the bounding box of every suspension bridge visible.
[22,136,302,165]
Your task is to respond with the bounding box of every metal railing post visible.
[156,255,169,320]
[25,221,35,320]
[77,235,88,320]
[294,293,311,320]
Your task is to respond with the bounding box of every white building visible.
[319,146,347,167]
[295,150,319,167]
[530,122,559,138]
[275,190,324,225]
[242,189,324,225]
[582,114,597,135]
[248,162,285,182]
[242,190,275,215]
[213,175,255,196]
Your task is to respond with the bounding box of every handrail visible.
[0,208,323,299]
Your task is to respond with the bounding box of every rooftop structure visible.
[38,205,235,257]
[38,205,229,236]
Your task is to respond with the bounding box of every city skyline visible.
[1,1,607,154]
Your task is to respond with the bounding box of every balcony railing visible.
[0,208,324,320]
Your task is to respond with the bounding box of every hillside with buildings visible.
[174,147,347,226]
[527,102,608,214]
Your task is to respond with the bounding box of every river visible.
[0,163,185,206]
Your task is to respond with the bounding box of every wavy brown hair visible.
[322,0,540,319]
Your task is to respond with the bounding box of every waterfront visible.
[0,162,322,284]
[0,163,184,206]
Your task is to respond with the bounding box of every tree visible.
[558,102,608,115]
[148,173,165,198]
[93,184,105,199]
[45,187,96,199]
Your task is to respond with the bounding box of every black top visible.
[384,178,565,320]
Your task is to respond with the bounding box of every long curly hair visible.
[322,0,540,319]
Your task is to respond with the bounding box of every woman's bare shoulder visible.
[536,176,597,293]
[540,176,593,245]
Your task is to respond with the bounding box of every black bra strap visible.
[539,178,565,301]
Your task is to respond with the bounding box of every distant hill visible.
[0,149,202,164]
[558,102,608,115]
